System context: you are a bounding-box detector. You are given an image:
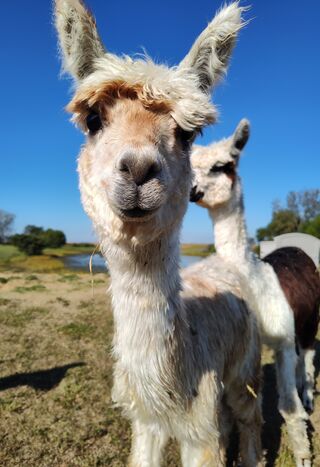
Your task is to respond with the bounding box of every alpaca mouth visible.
[120,207,156,220]
[190,186,204,203]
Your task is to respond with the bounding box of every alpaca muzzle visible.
[190,186,204,203]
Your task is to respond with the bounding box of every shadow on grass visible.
[0,362,85,391]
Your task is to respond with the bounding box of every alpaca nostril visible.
[118,152,161,186]
[137,162,160,186]
[190,186,204,202]
[119,160,130,174]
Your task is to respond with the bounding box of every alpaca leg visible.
[129,419,168,467]
[296,346,306,396]
[180,440,225,467]
[275,346,311,467]
[226,388,264,466]
[297,307,319,413]
[298,347,316,413]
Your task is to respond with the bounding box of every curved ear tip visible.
[239,118,250,129]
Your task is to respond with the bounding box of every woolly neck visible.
[209,178,253,267]
[100,226,184,367]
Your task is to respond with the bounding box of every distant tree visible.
[256,210,300,241]
[257,189,320,241]
[272,198,282,214]
[286,191,300,218]
[10,225,67,255]
[42,229,66,248]
[300,215,320,239]
[24,225,44,236]
[300,189,320,221]
[0,210,15,243]
[11,234,45,255]
[256,227,271,242]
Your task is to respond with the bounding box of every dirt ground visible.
[0,271,319,466]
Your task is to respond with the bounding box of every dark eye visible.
[86,111,102,134]
[210,162,235,175]
[175,127,199,149]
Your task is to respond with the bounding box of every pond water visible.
[63,254,203,272]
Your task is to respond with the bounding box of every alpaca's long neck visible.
[210,179,252,265]
[101,228,183,368]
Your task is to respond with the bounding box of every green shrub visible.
[11,234,45,256]
[41,229,66,248]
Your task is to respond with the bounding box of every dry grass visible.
[0,271,319,466]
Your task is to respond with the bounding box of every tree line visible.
[1,190,319,253]
[0,210,66,255]
[256,189,320,241]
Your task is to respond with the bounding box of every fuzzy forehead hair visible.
[55,0,245,131]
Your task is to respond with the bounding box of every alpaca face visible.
[55,0,245,240]
[75,94,194,239]
[190,119,250,210]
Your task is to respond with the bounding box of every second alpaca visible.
[190,120,312,467]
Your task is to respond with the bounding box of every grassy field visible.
[0,244,96,272]
[181,243,215,257]
[0,244,213,273]
[0,270,319,466]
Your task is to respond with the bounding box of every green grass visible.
[181,243,215,257]
[0,244,23,261]
[14,284,46,293]
[25,274,39,281]
[58,273,79,282]
[43,244,96,257]
[59,322,96,339]
[0,305,49,327]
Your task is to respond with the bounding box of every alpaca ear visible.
[232,119,250,151]
[179,2,244,93]
[54,0,105,80]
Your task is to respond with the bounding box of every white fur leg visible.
[298,348,316,413]
[180,440,225,467]
[129,419,168,467]
[275,346,311,466]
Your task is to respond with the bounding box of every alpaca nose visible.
[190,185,204,202]
[118,152,161,186]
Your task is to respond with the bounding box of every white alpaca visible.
[190,120,311,467]
[55,1,264,465]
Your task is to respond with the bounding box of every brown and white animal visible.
[55,1,263,465]
[263,246,320,412]
[190,120,313,467]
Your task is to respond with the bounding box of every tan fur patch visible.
[67,80,172,116]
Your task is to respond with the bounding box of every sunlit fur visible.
[55,1,264,465]
[191,120,312,467]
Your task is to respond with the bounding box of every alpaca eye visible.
[175,127,198,148]
[86,111,102,134]
[210,162,235,175]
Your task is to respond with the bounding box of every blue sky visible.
[1,0,319,243]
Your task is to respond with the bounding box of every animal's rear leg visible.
[227,387,264,466]
[297,346,316,414]
[296,310,319,413]
[275,345,311,467]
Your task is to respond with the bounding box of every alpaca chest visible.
[112,357,182,424]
